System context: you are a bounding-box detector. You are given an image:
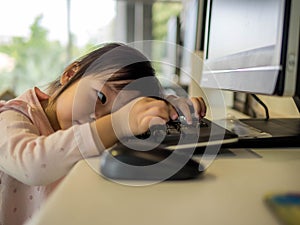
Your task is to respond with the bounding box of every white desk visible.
[27,148,300,225]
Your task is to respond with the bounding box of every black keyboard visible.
[121,117,239,150]
[136,116,209,141]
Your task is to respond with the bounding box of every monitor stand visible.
[228,118,300,148]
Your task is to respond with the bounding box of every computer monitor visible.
[201,0,299,98]
[200,0,300,147]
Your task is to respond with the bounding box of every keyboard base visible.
[227,118,300,148]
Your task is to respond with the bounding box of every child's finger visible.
[191,97,206,118]
[168,104,178,120]
[177,101,193,124]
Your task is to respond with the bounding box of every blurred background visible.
[0,0,194,98]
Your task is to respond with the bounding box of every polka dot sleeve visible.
[0,110,100,186]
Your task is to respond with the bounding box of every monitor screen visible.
[201,0,299,97]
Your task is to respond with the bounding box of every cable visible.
[251,94,269,121]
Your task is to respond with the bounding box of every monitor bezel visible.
[200,0,299,97]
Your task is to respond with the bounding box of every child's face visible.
[55,76,140,130]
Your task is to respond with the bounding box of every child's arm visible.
[0,97,174,185]
[0,110,100,186]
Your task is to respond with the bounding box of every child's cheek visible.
[56,92,76,129]
[72,77,105,125]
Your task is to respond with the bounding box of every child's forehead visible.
[78,74,160,96]
[77,76,127,97]
[115,89,141,97]
[78,75,108,89]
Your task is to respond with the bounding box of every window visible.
[0,0,116,96]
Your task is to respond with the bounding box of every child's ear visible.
[60,71,74,85]
[60,63,80,85]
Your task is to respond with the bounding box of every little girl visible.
[0,43,206,225]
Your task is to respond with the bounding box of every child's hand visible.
[166,95,206,124]
[95,96,206,148]
[112,97,177,138]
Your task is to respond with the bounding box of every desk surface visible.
[26,148,300,225]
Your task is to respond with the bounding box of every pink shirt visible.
[0,87,101,225]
